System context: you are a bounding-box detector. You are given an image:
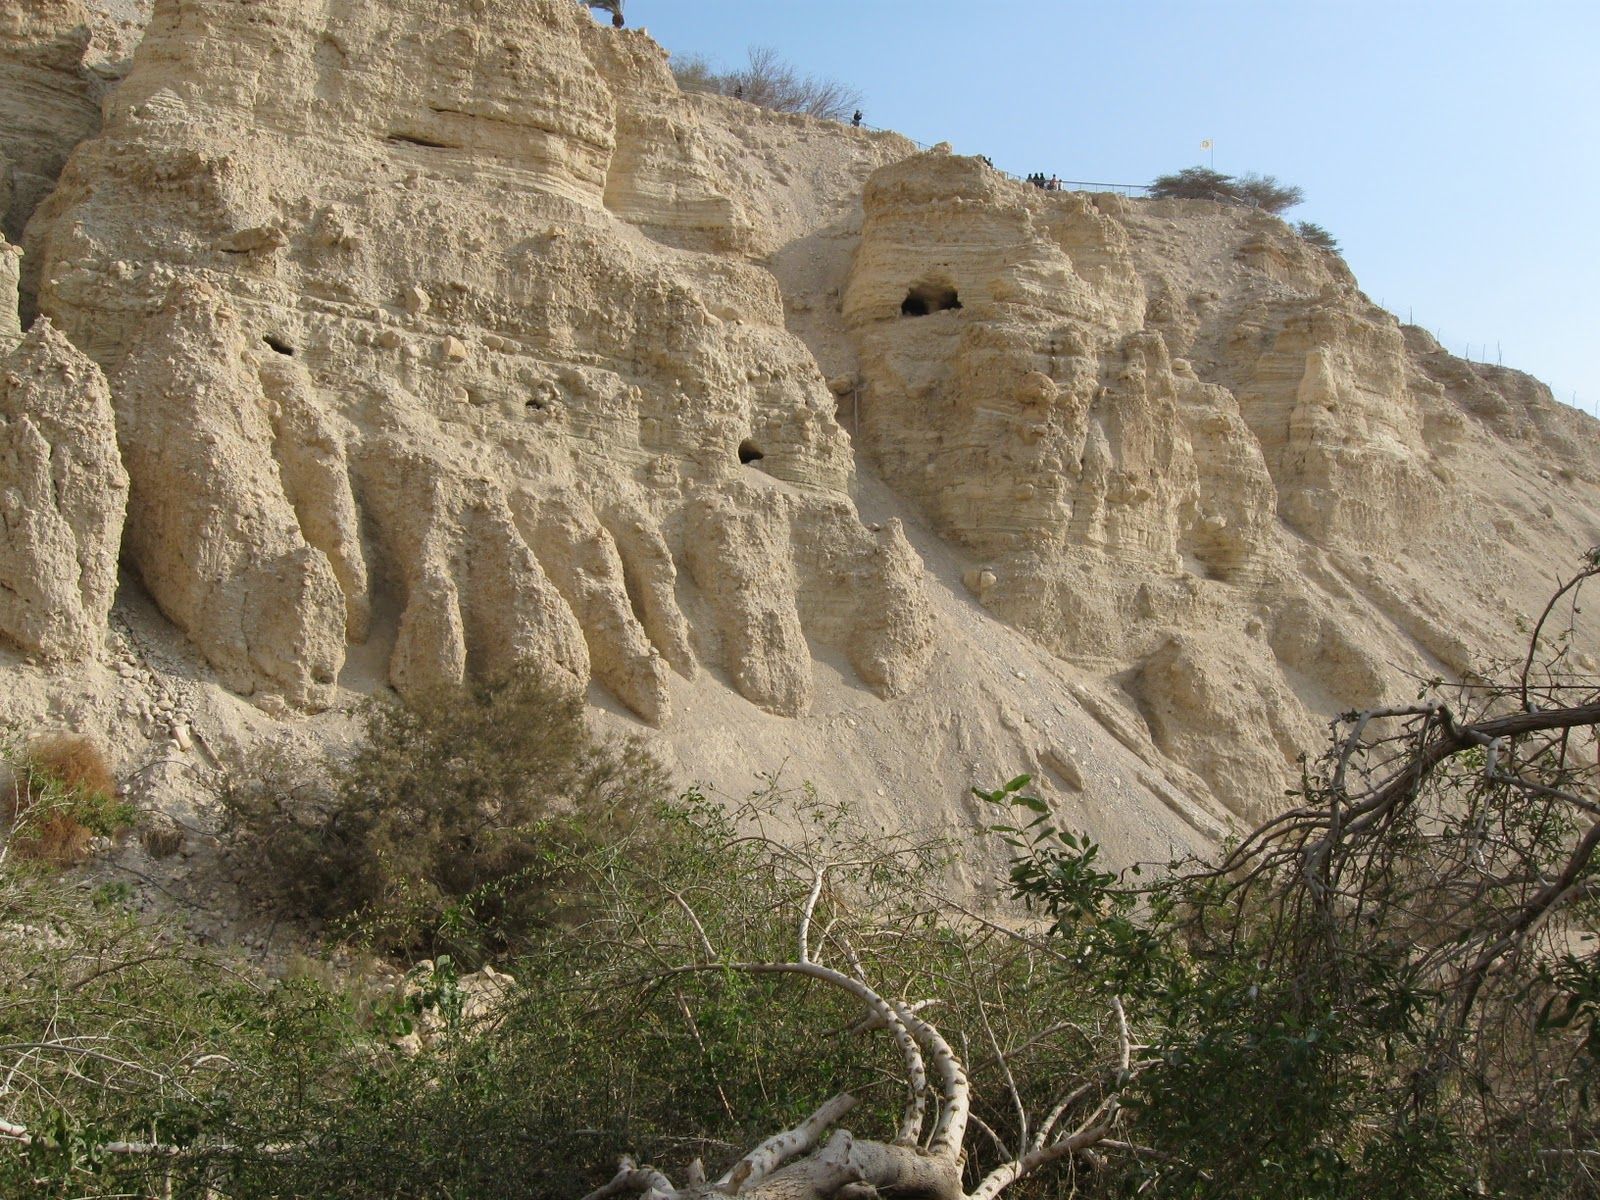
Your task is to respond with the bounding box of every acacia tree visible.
[1297,221,1339,252]
[1149,166,1304,213]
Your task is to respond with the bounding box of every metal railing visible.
[851,123,1151,198]
[1016,177,1153,198]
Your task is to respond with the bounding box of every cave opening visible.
[901,282,962,317]
[738,439,765,465]
[263,334,295,356]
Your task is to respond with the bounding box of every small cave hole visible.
[262,334,295,356]
[738,439,765,465]
[901,282,962,317]
[525,397,546,411]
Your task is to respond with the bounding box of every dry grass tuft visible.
[3,734,130,867]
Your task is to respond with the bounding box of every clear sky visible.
[615,1,1600,415]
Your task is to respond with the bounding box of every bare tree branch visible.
[578,1156,676,1200]
[715,1092,857,1192]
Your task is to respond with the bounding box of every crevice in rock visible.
[262,334,295,356]
[387,132,459,150]
[738,439,765,464]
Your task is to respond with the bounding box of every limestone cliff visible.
[1,234,19,346]
[0,0,1596,880]
[834,150,1600,818]
[0,317,127,661]
[30,0,933,719]
[0,2,100,247]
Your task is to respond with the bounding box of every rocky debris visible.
[0,318,126,661]
[107,625,203,757]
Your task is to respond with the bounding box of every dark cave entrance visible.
[900,282,962,317]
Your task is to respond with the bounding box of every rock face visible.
[31,0,933,716]
[0,1,101,247]
[0,317,127,660]
[838,148,1600,816]
[1,0,1597,848]
[1,234,19,345]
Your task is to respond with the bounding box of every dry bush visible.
[2,734,130,867]
[671,45,863,122]
[27,733,118,796]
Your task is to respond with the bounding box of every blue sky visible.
[615,1,1600,415]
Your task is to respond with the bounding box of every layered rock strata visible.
[32,0,933,717]
[841,149,1600,817]
[1,235,19,346]
[0,1,102,247]
[0,0,1594,842]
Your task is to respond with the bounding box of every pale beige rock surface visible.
[831,147,1600,816]
[0,0,1595,891]
[0,316,127,660]
[32,0,934,723]
[0,1,101,247]
[0,235,19,345]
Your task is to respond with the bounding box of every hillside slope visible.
[0,0,1596,906]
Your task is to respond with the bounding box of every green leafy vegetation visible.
[0,867,381,1198]
[971,549,1600,1196]
[3,775,1092,1197]
[6,554,1599,1197]
[222,663,667,963]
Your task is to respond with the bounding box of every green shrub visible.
[0,866,391,1199]
[211,784,1100,1199]
[1297,220,1340,252]
[3,775,1084,1199]
[223,664,669,962]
